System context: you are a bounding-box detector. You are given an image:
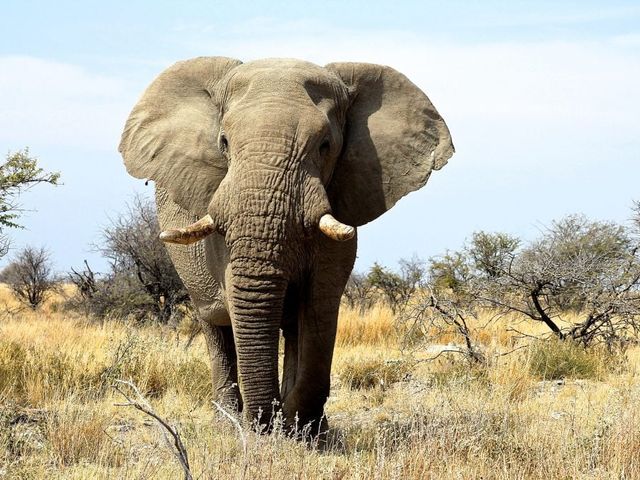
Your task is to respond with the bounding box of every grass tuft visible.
[527,338,611,380]
[45,402,124,467]
[338,355,414,390]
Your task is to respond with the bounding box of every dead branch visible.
[113,379,193,480]
[212,399,247,456]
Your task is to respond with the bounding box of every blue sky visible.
[1,1,639,274]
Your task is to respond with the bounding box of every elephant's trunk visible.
[223,167,298,424]
[227,256,286,425]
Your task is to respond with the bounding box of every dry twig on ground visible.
[113,379,193,480]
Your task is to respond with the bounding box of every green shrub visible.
[527,339,611,380]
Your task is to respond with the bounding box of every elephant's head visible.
[119,57,454,421]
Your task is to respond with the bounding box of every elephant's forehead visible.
[240,58,326,76]
[229,59,338,93]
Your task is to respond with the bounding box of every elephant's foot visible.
[213,383,243,413]
[239,400,286,435]
[289,415,330,449]
[283,400,329,444]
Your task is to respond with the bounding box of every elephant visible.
[119,57,454,432]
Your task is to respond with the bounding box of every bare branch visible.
[213,399,247,456]
[113,380,193,480]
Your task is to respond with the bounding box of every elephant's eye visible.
[319,139,331,157]
[219,132,229,155]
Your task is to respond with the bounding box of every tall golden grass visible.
[1,285,639,479]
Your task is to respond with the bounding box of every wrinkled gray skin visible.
[119,57,454,430]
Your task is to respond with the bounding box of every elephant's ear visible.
[119,57,242,216]
[325,62,454,226]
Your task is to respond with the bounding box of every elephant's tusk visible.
[319,213,355,241]
[159,214,217,245]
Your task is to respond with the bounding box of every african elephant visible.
[119,57,454,431]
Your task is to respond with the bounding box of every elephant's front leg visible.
[282,300,338,435]
[200,321,242,411]
[282,236,356,434]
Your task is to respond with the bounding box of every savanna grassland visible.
[1,285,639,480]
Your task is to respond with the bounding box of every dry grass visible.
[1,286,640,479]
[336,304,397,347]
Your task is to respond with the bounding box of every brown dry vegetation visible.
[1,284,640,479]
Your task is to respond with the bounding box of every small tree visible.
[400,286,486,364]
[428,232,520,293]
[466,231,520,279]
[428,251,470,292]
[367,256,426,314]
[0,246,56,309]
[0,149,60,259]
[468,216,640,347]
[65,260,100,315]
[343,271,376,315]
[68,259,97,301]
[95,195,190,322]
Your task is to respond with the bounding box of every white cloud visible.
[0,56,135,151]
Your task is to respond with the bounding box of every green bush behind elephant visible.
[119,57,454,432]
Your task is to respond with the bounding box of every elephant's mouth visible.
[159,212,354,246]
